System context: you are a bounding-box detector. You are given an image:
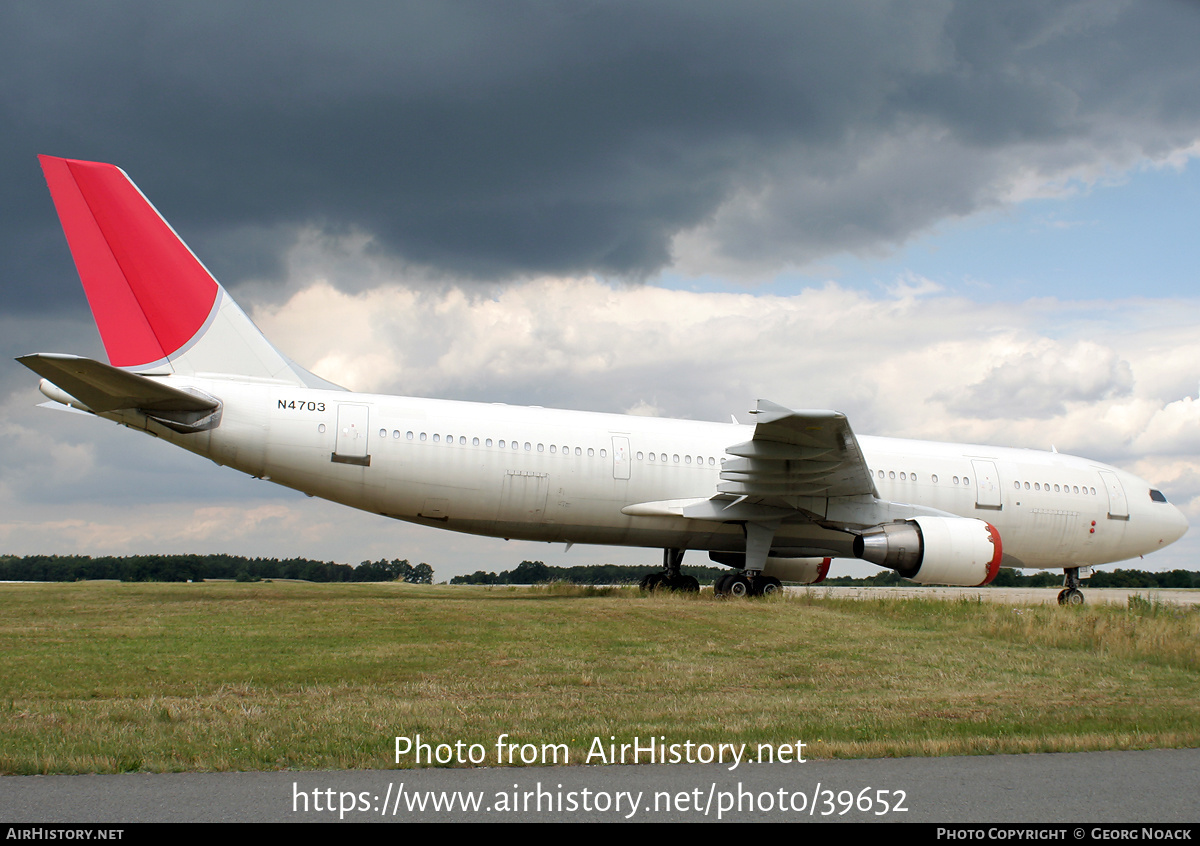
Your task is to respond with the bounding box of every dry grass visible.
[1,581,1197,773]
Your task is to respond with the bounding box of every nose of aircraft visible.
[1163,502,1190,546]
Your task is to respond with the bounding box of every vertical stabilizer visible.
[38,156,339,389]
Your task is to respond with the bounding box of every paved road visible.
[787,586,1200,606]
[3,748,1197,823]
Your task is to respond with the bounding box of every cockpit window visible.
[1149,489,1168,503]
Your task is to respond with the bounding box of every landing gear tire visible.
[759,577,783,597]
[1058,588,1084,606]
[640,572,664,591]
[642,571,698,593]
[727,575,751,597]
[713,573,733,595]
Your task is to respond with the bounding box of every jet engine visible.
[853,516,1001,586]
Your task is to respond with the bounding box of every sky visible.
[2,1,1200,580]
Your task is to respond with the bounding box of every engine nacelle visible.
[762,556,832,585]
[853,516,1002,586]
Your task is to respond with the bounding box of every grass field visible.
[1,580,1198,774]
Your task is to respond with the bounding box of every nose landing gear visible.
[1057,567,1086,606]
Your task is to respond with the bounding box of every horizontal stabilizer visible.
[17,353,217,414]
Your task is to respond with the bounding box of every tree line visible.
[451,561,1200,588]
[450,560,729,585]
[3,553,1195,588]
[0,554,432,584]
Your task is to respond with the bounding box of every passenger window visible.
[406,431,414,440]
[433,434,440,443]
[575,447,582,456]
[420,432,427,441]
[637,451,644,460]
[600,449,607,457]
[473,437,480,446]
[588,448,594,457]
[486,438,493,447]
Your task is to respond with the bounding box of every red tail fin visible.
[39,156,219,369]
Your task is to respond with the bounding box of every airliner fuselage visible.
[103,375,1184,575]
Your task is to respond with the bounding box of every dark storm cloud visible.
[2,0,1199,312]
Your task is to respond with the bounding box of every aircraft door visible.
[971,459,1002,509]
[1097,470,1129,519]
[332,403,371,466]
[612,436,631,480]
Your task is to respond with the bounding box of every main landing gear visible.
[1057,567,1085,606]
[712,571,782,597]
[639,548,700,592]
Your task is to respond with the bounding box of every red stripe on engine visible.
[979,523,1003,586]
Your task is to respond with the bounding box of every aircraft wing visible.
[622,401,879,528]
[717,400,878,500]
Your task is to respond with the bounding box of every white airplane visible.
[19,156,1189,604]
